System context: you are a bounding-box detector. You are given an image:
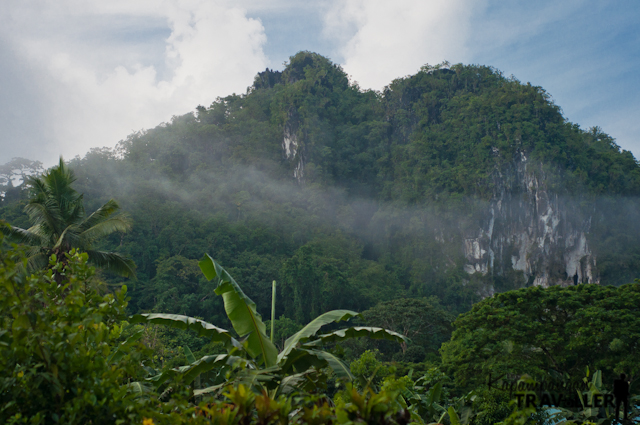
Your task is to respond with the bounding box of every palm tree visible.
[3,158,135,277]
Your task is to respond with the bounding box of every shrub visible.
[0,233,148,424]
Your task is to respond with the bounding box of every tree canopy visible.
[2,158,135,277]
[441,283,640,390]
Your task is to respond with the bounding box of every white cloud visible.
[323,0,481,90]
[1,0,638,163]
[0,0,268,165]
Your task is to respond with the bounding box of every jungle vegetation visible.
[2,52,640,423]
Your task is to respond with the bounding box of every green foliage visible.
[266,315,302,351]
[379,66,640,201]
[441,283,640,391]
[0,233,410,423]
[280,239,361,324]
[132,254,407,396]
[4,52,640,422]
[143,255,221,317]
[0,234,147,423]
[199,253,279,367]
[468,388,513,425]
[497,368,640,425]
[278,310,359,362]
[361,297,454,361]
[1,158,135,277]
[193,382,411,425]
[2,219,639,423]
[18,52,636,328]
[335,383,411,425]
[350,350,393,389]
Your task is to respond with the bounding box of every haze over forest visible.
[3,52,640,317]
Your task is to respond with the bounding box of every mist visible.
[35,130,640,304]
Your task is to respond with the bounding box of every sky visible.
[0,0,638,166]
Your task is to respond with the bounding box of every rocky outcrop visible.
[282,110,304,183]
[462,150,598,287]
[280,119,598,287]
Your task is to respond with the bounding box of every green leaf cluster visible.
[441,283,640,391]
[0,228,147,424]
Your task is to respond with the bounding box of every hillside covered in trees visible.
[2,51,640,424]
[2,51,640,355]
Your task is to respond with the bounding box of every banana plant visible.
[130,254,406,394]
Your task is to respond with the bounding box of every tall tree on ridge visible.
[2,157,135,277]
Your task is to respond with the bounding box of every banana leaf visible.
[278,347,353,381]
[107,329,143,364]
[129,313,241,349]
[199,254,278,367]
[148,354,249,386]
[278,309,359,362]
[305,349,354,381]
[184,345,196,364]
[304,326,407,346]
[279,347,326,375]
[194,382,227,397]
[448,407,461,425]
[127,381,152,394]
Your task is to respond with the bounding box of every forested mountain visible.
[2,51,640,338]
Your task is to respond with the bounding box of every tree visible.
[441,283,640,391]
[0,230,411,424]
[362,297,454,361]
[2,157,135,277]
[0,157,43,204]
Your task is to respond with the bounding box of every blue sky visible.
[0,0,638,166]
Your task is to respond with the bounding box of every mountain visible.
[2,51,639,323]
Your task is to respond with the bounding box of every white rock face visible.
[462,150,598,287]
[283,127,298,159]
[282,112,305,183]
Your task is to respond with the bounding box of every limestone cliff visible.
[462,150,598,287]
[282,110,304,183]
[281,124,600,289]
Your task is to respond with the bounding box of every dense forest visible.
[2,52,640,424]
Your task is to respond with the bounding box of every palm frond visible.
[46,158,78,200]
[8,159,135,277]
[26,224,52,243]
[63,198,85,227]
[1,226,47,246]
[52,225,81,250]
[24,199,63,237]
[86,250,136,278]
[26,252,49,272]
[25,245,46,258]
[46,164,83,225]
[26,176,49,198]
[27,158,84,229]
[79,199,126,232]
[79,217,132,247]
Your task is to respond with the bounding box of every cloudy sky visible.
[1,0,638,166]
